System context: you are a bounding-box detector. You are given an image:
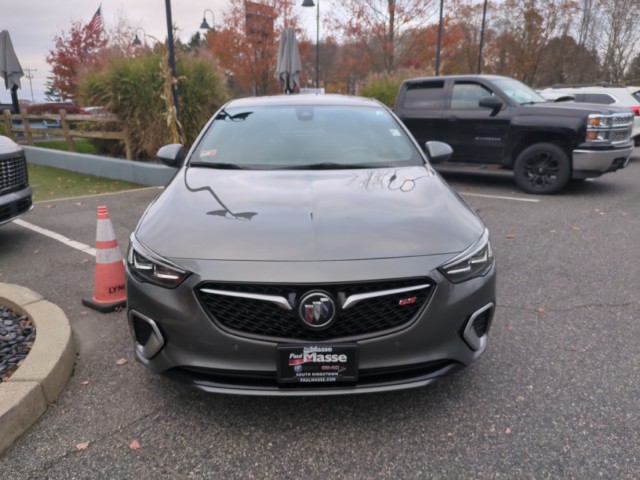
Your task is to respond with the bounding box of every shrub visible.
[79,51,230,160]
[360,70,430,107]
[359,74,404,108]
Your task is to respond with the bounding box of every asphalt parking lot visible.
[1,156,639,479]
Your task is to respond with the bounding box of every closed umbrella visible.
[0,30,24,114]
[275,27,302,94]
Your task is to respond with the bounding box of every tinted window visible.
[451,82,494,109]
[492,77,546,104]
[574,93,615,104]
[402,81,445,109]
[191,105,423,169]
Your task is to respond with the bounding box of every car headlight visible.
[439,229,494,283]
[127,236,189,288]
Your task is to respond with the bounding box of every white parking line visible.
[461,192,540,203]
[13,219,96,257]
[33,186,162,204]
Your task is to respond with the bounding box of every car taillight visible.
[631,106,640,116]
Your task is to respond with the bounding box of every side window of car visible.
[402,81,446,109]
[451,83,494,109]
[574,93,615,105]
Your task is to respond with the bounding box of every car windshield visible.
[492,78,547,104]
[190,104,423,169]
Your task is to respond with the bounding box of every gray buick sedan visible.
[126,94,496,395]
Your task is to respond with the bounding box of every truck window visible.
[451,83,495,109]
[402,81,445,109]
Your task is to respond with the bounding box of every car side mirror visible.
[478,96,503,114]
[157,144,185,168]
[424,141,453,164]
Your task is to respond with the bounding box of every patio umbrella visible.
[275,27,302,94]
[0,30,24,114]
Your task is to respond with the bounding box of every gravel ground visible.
[0,305,36,382]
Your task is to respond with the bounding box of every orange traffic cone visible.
[82,205,127,313]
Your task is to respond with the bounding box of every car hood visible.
[522,101,631,117]
[135,166,484,262]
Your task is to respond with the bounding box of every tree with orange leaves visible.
[47,20,108,101]
[326,0,438,75]
[206,0,304,96]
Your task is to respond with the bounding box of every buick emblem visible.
[298,292,337,331]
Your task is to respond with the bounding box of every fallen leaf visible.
[536,307,546,314]
[116,358,128,366]
[505,428,512,434]
[516,396,525,402]
[45,204,56,209]
[570,226,581,232]
[80,380,90,386]
[129,439,141,450]
[76,441,90,451]
[505,233,515,239]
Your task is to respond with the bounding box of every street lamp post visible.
[132,28,146,46]
[200,9,216,31]
[302,0,319,89]
[436,0,443,76]
[477,0,488,74]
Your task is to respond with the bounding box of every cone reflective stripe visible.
[82,205,127,313]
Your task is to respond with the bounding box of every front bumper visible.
[571,144,633,179]
[126,257,496,396]
[0,186,33,226]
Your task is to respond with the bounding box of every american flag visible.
[86,5,103,34]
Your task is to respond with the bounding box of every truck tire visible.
[513,143,571,194]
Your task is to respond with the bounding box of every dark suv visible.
[0,135,32,225]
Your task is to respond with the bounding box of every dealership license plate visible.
[277,344,359,384]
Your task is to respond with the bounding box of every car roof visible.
[224,94,384,109]
[539,85,639,105]
[401,74,513,83]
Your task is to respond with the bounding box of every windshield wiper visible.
[190,162,246,169]
[215,109,254,122]
[284,162,383,170]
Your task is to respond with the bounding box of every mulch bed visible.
[0,305,36,383]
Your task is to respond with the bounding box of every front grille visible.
[196,278,433,341]
[0,155,29,194]
[612,112,633,127]
[610,129,631,143]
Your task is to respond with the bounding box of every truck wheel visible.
[513,143,571,194]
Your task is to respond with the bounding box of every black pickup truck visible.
[393,75,634,194]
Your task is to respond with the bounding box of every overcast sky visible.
[2,0,317,103]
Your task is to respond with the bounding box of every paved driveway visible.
[1,158,639,478]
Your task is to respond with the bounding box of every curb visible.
[0,283,76,454]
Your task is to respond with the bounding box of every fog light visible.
[463,303,494,351]
[128,311,165,359]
